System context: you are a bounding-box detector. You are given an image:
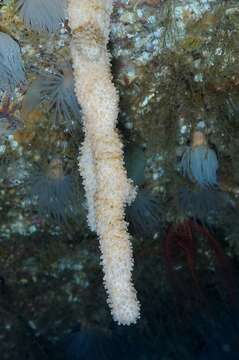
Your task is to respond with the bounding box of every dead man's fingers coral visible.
[68,0,140,325]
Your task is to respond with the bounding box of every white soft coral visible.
[68,0,140,325]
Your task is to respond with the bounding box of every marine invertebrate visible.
[179,130,233,222]
[0,32,25,93]
[78,137,97,232]
[124,142,161,238]
[164,220,235,301]
[165,130,235,301]
[180,130,218,187]
[23,64,81,126]
[178,186,233,223]
[29,158,79,225]
[124,142,146,187]
[68,0,140,324]
[16,0,67,33]
[126,189,161,238]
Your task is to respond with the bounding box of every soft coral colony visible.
[68,0,140,325]
[0,0,140,325]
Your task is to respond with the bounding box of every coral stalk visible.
[78,136,97,232]
[68,0,140,325]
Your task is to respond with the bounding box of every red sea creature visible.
[164,219,235,302]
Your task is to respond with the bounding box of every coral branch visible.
[78,136,97,232]
[68,0,140,325]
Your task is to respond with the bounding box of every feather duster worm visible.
[178,186,234,224]
[68,0,140,325]
[126,189,162,238]
[165,130,236,302]
[22,64,81,126]
[180,131,218,187]
[16,0,67,33]
[29,158,79,225]
[181,145,218,187]
[124,143,162,238]
[179,130,233,222]
[0,32,25,93]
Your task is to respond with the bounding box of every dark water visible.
[2,260,239,360]
[54,282,239,360]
